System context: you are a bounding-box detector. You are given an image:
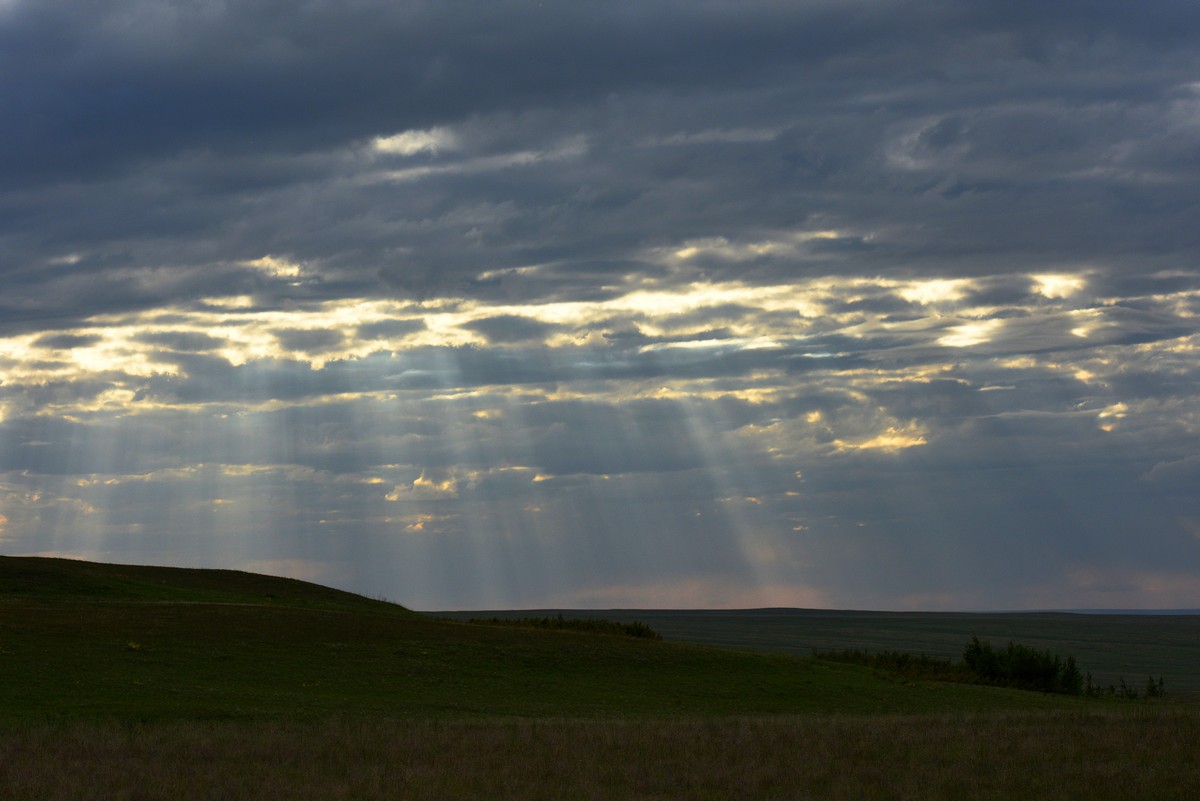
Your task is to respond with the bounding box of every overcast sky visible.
[3,0,1199,610]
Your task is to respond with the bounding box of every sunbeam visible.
[4,0,1200,610]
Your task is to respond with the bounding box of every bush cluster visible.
[961,636,1083,694]
[469,613,663,640]
[816,636,1166,698]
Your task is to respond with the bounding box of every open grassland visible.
[0,588,1083,721]
[2,712,1198,800]
[2,557,1196,799]
[445,608,1200,697]
[0,556,1103,721]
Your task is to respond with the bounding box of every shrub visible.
[962,637,1083,695]
[1081,672,1165,700]
[817,638,1120,697]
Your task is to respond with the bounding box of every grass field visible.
[3,712,1198,800]
[2,556,1197,799]
[440,607,1200,697]
[0,557,1082,721]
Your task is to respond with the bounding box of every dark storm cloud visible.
[33,333,103,350]
[0,0,833,187]
[273,327,346,355]
[3,0,1200,328]
[135,331,224,353]
[355,319,427,341]
[462,314,562,345]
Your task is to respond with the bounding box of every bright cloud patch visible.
[242,256,304,280]
[372,127,459,156]
[387,472,459,501]
[898,279,975,306]
[834,423,928,453]
[939,319,1004,348]
[1032,273,1087,299]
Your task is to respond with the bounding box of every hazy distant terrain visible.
[437,608,1200,696]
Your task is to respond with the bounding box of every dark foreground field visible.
[3,712,1198,800]
[2,556,1197,800]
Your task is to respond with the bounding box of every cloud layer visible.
[2,1,1199,609]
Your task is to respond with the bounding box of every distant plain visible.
[438,607,1200,697]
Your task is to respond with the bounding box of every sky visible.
[2,0,1200,611]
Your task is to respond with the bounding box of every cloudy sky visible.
[2,0,1199,610]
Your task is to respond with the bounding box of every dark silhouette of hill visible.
[0,554,409,612]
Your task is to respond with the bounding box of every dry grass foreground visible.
[2,710,1198,800]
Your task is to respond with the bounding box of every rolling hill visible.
[0,555,1098,722]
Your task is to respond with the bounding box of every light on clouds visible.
[372,127,459,156]
[1032,273,1086,299]
[898,279,975,306]
[242,256,304,280]
[938,319,1004,348]
[1,0,1199,611]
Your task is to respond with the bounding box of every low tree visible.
[961,637,1082,695]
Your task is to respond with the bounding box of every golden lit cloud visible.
[664,229,854,265]
[0,269,1041,397]
[1097,402,1129,432]
[386,471,459,501]
[898,278,975,305]
[672,237,784,261]
[1032,273,1087,298]
[242,255,304,280]
[202,295,257,309]
[834,422,928,452]
[938,319,1003,347]
[1066,308,1104,338]
[371,126,459,156]
[401,513,439,532]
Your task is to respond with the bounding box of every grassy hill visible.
[0,555,400,610]
[0,555,1094,722]
[2,556,1198,800]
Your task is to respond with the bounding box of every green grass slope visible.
[0,557,1115,723]
[0,555,405,611]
